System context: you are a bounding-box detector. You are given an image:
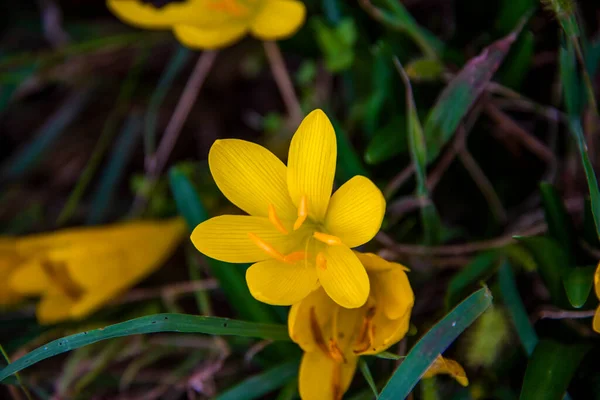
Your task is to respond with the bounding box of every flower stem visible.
[263,41,303,127]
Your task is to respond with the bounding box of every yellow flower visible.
[422,354,469,387]
[191,110,386,309]
[288,252,414,400]
[594,262,600,333]
[4,218,186,324]
[107,0,306,49]
[0,239,26,306]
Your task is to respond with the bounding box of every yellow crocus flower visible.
[107,0,306,49]
[191,110,386,309]
[3,218,186,324]
[288,252,414,399]
[422,354,469,387]
[594,262,600,333]
[0,239,26,306]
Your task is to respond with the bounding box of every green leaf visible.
[495,0,535,34]
[423,28,519,163]
[364,116,409,165]
[312,16,357,72]
[363,42,394,137]
[563,266,596,308]
[358,358,378,397]
[379,287,493,400]
[405,57,444,82]
[216,359,299,400]
[330,117,369,182]
[499,31,534,89]
[517,236,570,305]
[445,251,498,309]
[539,182,577,261]
[498,261,538,356]
[519,340,589,400]
[168,167,279,323]
[0,314,289,383]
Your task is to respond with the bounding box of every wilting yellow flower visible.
[3,218,185,324]
[107,0,306,49]
[422,354,469,387]
[192,110,386,309]
[594,262,600,333]
[288,252,414,400]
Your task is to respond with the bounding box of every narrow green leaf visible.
[539,182,577,261]
[87,112,142,225]
[498,261,538,356]
[495,0,535,34]
[395,58,442,245]
[424,28,520,162]
[379,287,493,400]
[519,340,589,400]
[216,359,299,400]
[563,266,596,308]
[168,166,279,323]
[445,251,498,310]
[0,88,92,180]
[359,358,379,397]
[499,31,534,89]
[363,42,393,137]
[0,314,289,383]
[517,236,570,305]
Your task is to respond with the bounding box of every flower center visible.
[206,0,254,17]
[249,197,343,266]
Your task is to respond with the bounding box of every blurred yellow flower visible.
[422,354,469,387]
[594,262,600,333]
[192,109,386,309]
[0,239,26,306]
[107,0,306,49]
[288,252,414,400]
[2,218,186,324]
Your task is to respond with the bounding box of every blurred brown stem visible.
[263,41,303,128]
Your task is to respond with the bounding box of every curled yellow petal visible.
[422,355,469,387]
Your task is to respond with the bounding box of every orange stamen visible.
[328,339,347,363]
[293,195,308,230]
[247,233,286,262]
[313,232,342,245]
[310,307,330,356]
[316,252,327,270]
[283,251,307,263]
[268,204,289,234]
[353,307,376,354]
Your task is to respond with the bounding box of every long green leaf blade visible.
[378,287,493,399]
[0,313,289,383]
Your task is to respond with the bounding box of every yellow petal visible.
[249,0,306,40]
[246,258,318,305]
[593,306,600,334]
[325,176,385,248]
[422,355,469,387]
[318,245,369,309]
[595,262,600,300]
[9,261,49,295]
[288,287,336,352]
[287,109,337,221]
[299,350,357,400]
[191,215,308,263]
[107,0,229,29]
[360,305,411,355]
[174,24,248,50]
[208,139,296,220]
[36,289,74,325]
[354,251,401,272]
[371,266,414,320]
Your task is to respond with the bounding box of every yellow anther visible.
[313,232,342,245]
[293,195,308,231]
[268,204,289,234]
[247,233,286,262]
[283,251,307,263]
[316,252,327,270]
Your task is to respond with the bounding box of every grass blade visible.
[216,359,299,400]
[359,358,379,397]
[379,287,493,399]
[424,26,520,162]
[445,251,498,310]
[0,313,289,383]
[498,260,538,356]
[519,340,589,400]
